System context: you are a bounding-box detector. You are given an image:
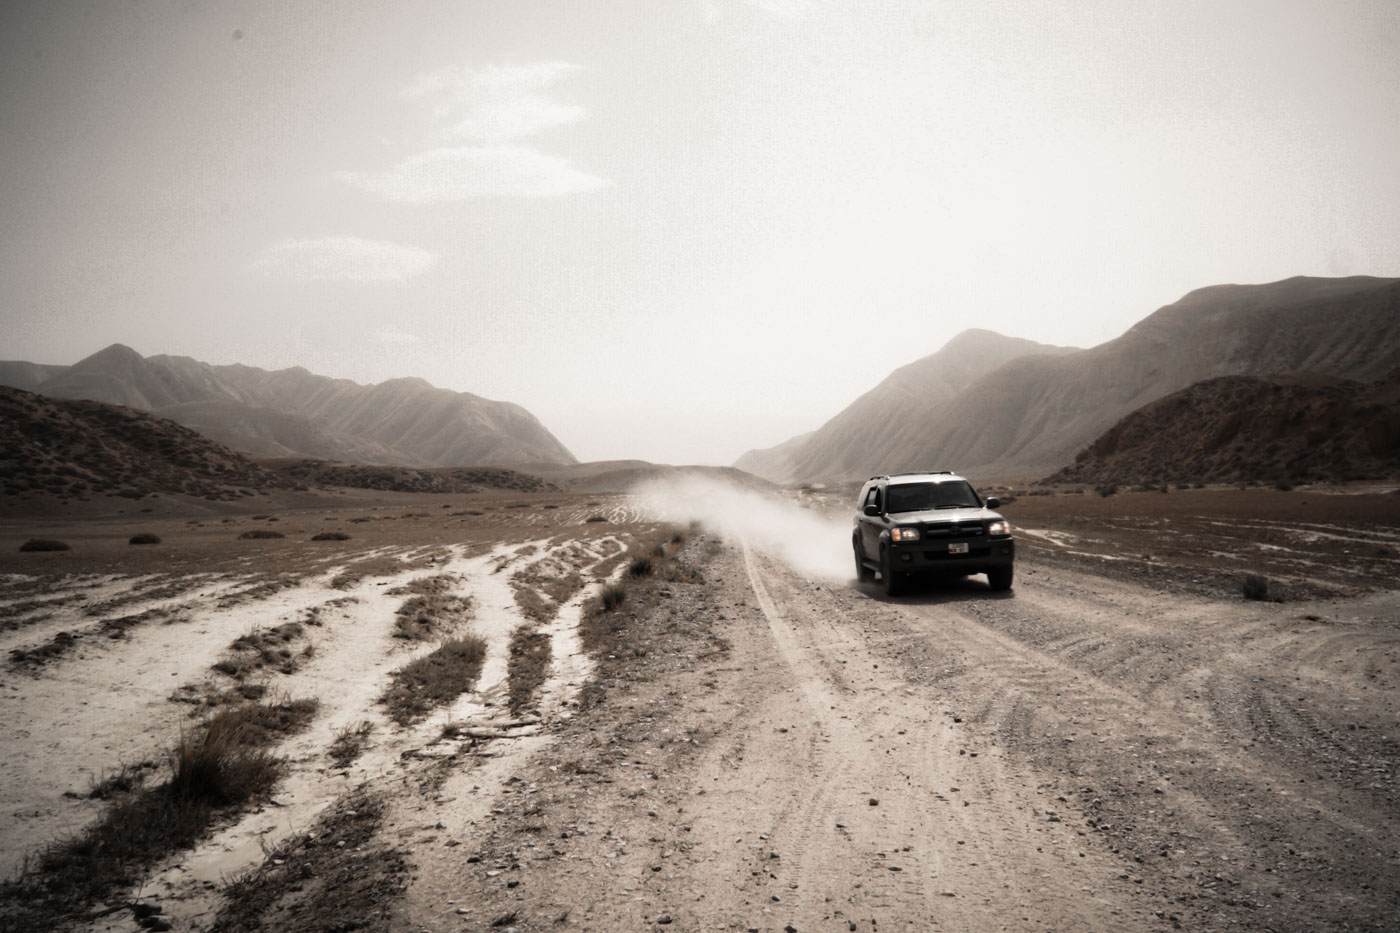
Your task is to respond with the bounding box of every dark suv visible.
[852,471,1015,595]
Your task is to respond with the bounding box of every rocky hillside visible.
[746,276,1400,483]
[1045,371,1400,487]
[261,460,556,494]
[0,386,290,501]
[1,345,577,468]
[742,330,1076,484]
[733,432,813,486]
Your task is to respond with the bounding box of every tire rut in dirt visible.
[888,570,1400,931]
[743,548,1144,930]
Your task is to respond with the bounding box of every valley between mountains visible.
[2,482,1397,932]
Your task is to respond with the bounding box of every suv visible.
[852,471,1015,595]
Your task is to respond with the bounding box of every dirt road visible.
[399,531,1398,933]
[3,486,1397,932]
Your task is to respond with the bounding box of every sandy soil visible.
[2,483,1397,932]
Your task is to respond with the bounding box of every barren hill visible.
[741,329,1078,483]
[0,386,290,501]
[753,276,1400,483]
[1045,370,1400,487]
[2,345,576,468]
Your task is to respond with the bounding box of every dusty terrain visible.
[2,482,1398,932]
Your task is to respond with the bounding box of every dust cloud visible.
[632,475,853,582]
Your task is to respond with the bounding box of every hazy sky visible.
[3,1,1398,465]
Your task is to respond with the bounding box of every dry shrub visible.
[311,531,350,541]
[599,582,627,612]
[627,555,654,578]
[19,538,69,552]
[585,515,608,523]
[128,533,161,545]
[239,529,285,540]
[1242,573,1273,601]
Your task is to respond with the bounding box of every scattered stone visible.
[868,798,879,806]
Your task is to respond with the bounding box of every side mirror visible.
[985,497,1000,509]
[863,504,880,516]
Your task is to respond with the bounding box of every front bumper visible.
[888,536,1015,574]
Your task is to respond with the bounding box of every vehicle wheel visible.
[880,549,904,596]
[987,565,1014,591]
[854,539,874,583]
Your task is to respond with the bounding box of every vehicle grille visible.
[921,521,984,537]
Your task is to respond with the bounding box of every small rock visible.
[658,915,673,925]
[132,902,162,919]
[785,925,797,933]
[868,798,879,806]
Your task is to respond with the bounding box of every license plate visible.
[949,542,969,554]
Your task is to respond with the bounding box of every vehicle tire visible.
[880,549,904,596]
[854,539,874,583]
[987,565,1014,591]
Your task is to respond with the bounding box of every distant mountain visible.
[733,432,813,486]
[1045,370,1400,486]
[736,329,1077,483]
[745,276,1400,483]
[1,345,577,468]
[0,386,290,501]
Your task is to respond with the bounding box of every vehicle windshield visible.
[885,481,981,513]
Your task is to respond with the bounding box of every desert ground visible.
[1,480,1398,932]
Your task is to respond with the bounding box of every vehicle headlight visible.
[891,527,921,542]
[987,520,1010,536]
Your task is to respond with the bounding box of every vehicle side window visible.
[865,487,882,512]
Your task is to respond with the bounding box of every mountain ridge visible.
[1,347,577,469]
[740,275,1400,483]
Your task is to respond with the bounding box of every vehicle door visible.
[860,484,885,558]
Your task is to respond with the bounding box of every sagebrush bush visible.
[1242,573,1271,601]
[311,531,351,541]
[238,529,285,540]
[627,555,655,578]
[128,533,161,545]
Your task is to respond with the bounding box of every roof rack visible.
[867,470,955,481]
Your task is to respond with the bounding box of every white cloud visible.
[251,236,436,283]
[446,95,587,142]
[404,62,587,141]
[334,146,609,202]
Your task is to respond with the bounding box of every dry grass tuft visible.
[0,697,310,927]
[381,636,487,725]
[507,629,553,713]
[327,720,374,769]
[310,531,351,541]
[238,529,285,540]
[599,582,627,612]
